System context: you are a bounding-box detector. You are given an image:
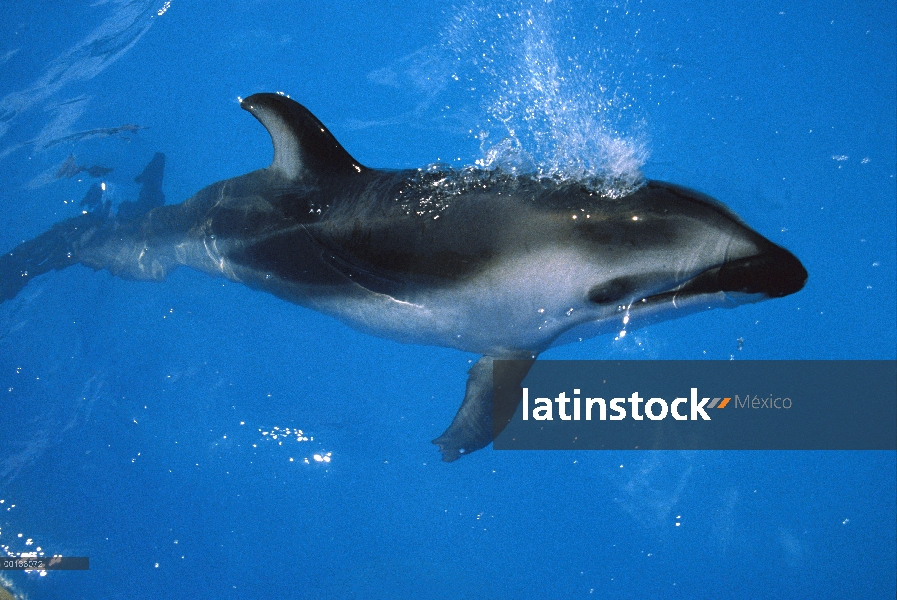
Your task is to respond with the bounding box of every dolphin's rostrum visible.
[0,93,807,461]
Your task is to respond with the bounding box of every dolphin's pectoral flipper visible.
[432,357,495,462]
[433,354,537,462]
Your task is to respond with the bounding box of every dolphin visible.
[0,93,807,461]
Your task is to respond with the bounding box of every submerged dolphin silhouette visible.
[0,93,807,461]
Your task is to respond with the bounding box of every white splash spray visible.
[441,1,649,196]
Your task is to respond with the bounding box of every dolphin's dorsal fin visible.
[240,93,366,181]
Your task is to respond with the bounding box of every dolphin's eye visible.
[587,277,636,305]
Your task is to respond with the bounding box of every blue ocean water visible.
[0,1,894,598]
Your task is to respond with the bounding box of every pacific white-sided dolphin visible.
[0,93,807,461]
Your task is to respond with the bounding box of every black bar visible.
[0,556,89,570]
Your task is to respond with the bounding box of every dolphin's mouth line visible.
[637,269,736,312]
[639,245,808,309]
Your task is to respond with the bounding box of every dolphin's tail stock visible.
[0,211,105,302]
[0,153,167,304]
